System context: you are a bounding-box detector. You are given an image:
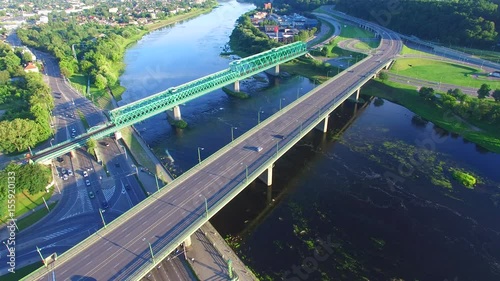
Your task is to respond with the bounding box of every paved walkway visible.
[188,223,258,281]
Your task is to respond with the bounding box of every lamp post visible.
[327,70,333,78]
[296,87,302,99]
[258,110,264,124]
[120,145,127,160]
[197,147,204,164]
[155,174,159,192]
[148,241,155,264]
[231,127,237,142]
[50,138,54,147]
[131,164,138,174]
[279,98,285,111]
[199,194,208,219]
[99,208,106,228]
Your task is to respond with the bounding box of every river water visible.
[120,1,500,280]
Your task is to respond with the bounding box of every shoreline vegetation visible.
[69,3,218,110]
[227,9,500,153]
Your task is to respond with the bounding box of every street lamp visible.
[120,145,127,160]
[231,127,237,142]
[50,138,54,147]
[199,194,208,219]
[241,163,249,182]
[197,147,204,164]
[258,110,264,124]
[99,208,106,228]
[2,241,10,252]
[327,70,333,78]
[148,241,155,264]
[131,164,138,174]
[296,87,302,99]
[279,98,285,111]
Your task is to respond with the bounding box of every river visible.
[119,1,500,280]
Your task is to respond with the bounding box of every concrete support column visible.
[355,88,360,101]
[173,105,182,121]
[258,165,273,186]
[69,150,76,158]
[184,235,192,248]
[114,131,122,140]
[234,80,240,92]
[274,64,280,75]
[315,114,329,133]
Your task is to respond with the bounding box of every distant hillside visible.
[335,0,499,48]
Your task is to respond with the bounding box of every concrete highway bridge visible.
[23,12,402,281]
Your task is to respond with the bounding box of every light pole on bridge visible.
[296,87,302,100]
[148,241,155,264]
[197,147,204,164]
[257,109,264,124]
[199,194,208,219]
[231,126,237,142]
[99,208,106,228]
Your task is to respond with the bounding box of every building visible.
[24,62,39,73]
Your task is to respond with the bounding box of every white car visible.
[68,169,73,176]
[256,146,263,152]
[83,171,88,177]
[63,174,68,181]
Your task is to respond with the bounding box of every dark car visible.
[102,201,109,209]
[115,162,120,167]
[125,184,131,190]
[57,157,64,163]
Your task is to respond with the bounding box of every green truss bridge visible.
[31,42,308,163]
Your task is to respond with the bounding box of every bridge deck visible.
[24,16,402,281]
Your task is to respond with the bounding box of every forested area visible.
[250,0,336,13]
[0,42,54,153]
[229,14,282,56]
[417,86,500,125]
[335,0,499,48]
[17,13,143,91]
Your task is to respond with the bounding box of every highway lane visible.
[25,12,402,281]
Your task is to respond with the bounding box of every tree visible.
[418,87,435,101]
[86,138,97,159]
[94,73,107,90]
[477,83,491,99]
[378,71,389,82]
[492,89,500,102]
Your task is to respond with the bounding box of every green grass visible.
[77,109,89,129]
[0,262,44,281]
[400,44,432,56]
[365,80,500,153]
[146,6,216,32]
[353,41,373,51]
[281,59,340,83]
[109,83,126,102]
[390,58,500,90]
[449,45,500,63]
[0,188,54,223]
[17,201,57,231]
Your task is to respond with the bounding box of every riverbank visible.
[364,79,500,153]
[70,3,218,110]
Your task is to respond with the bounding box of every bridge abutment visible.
[315,114,329,133]
[258,165,273,186]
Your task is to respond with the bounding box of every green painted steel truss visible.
[109,42,307,127]
[32,42,307,163]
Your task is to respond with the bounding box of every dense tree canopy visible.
[335,0,499,48]
[229,15,282,55]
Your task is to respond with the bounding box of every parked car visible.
[63,174,68,181]
[88,191,95,199]
[68,169,73,176]
[83,171,88,177]
[102,201,109,209]
[85,179,91,186]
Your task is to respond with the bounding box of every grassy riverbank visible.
[390,58,500,89]
[363,79,500,153]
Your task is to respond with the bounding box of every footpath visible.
[107,93,257,280]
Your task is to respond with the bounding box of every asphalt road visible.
[23,10,403,281]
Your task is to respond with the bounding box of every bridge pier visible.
[258,165,273,186]
[172,105,182,121]
[69,150,76,158]
[315,114,329,133]
[234,80,240,92]
[274,64,280,75]
[351,88,360,101]
[114,131,122,140]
